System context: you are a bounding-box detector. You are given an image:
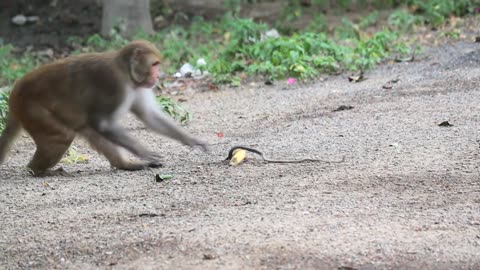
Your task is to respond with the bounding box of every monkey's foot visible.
[115,160,163,171]
[32,167,73,177]
[147,160,163,168]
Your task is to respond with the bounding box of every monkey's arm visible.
[93,122,159,161]
[131,90,208,151]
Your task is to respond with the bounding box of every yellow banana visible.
[229,149,247,166]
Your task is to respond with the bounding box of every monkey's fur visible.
[0,40,207,177]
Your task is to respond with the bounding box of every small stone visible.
[26,16,39,23]
[154,15,167,29]
[196,58,207,66]
[12,15,27,25]
[261,29,280,41]
[36,48,54,58]
[180,63,194,77]
[203,253,216,260]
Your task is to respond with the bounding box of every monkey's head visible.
[122,40,163,89]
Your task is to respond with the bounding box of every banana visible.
[229,149,247,166]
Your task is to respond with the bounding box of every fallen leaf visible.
[395,56,415,62]
[155,174,174,182]
[389,78,400,84]
[382,78,400,90]
[208,83,219,91]
[332,105,354,112]
[348,71,365,82]
[60,147,89,164]
[338,267,357,270]
[138,213,159,217]
[203,253,216,260]
[438,121,453,127]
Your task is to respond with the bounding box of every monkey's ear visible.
[129,49,147,84]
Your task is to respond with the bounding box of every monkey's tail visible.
[0,113,22,165]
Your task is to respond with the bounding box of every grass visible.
[404,0,479,26]
[67,0,480,84]
[167,15,412,83]
[0,91,9,131]
[156,96,192,125]
[0,45,38,87]
[67,13,412,84]
[0,45,38,131]
[60,146,89,164]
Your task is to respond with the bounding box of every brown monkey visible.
[0,40,208,177]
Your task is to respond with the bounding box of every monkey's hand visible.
[186,137,209,152]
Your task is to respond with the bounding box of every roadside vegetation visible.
[0,0,479,131]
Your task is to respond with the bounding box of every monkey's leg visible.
[28,141,74,177]
[81,128,162,171]
[20,108,75,177]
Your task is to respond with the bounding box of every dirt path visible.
[1,41,479,269]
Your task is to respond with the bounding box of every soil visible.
[1,39,479,269]
[0,0,101,50]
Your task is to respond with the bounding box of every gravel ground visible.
[1,41,479,270]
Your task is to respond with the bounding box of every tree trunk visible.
[101,0,154,38]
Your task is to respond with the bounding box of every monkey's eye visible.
[152,61,160,66]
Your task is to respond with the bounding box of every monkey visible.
[0,40,208,177]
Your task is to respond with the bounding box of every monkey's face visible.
[143,61,161,89]
[129,48,162,89]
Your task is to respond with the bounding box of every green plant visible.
[159,29,196,73]
[276,1,304,33]
[441,29,461,39]
[221,16,268,50]
[405,0,479,26]
[335,18,360,40]
[359,11,380,29]
[203,15,412,81]
[0,90,9,131]
[388,9,421,32]
[0,44,39,132]
[339,0,353,9]
[373,0,400,9]
[247,33,326,79]
[352,30,401,70]
[307,14,329,33]
[64,10,417,85]
[0,44,37,86]
[190,16,217,38]
[156,96,192,125]
[224,0,242,15]
[69,25,130,54]
[60,146,89,164]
